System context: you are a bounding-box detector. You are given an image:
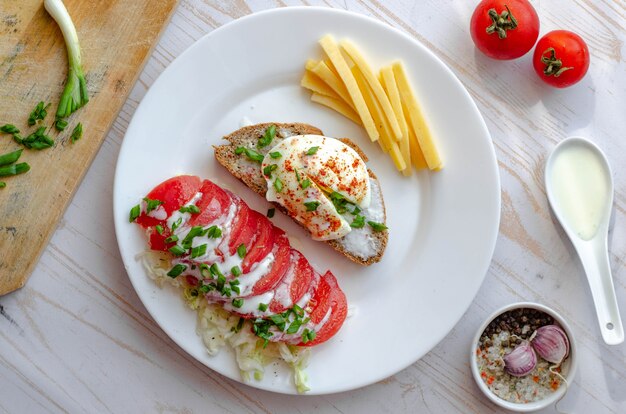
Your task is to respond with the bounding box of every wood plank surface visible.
[0,0,178,294]
[1,1,625,413]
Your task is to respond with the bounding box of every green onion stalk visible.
[44,0,89,124]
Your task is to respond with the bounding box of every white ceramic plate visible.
[113,7,500,395]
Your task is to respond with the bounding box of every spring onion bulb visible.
[44,0,89,121]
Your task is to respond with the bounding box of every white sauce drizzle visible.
[337,178,385,259]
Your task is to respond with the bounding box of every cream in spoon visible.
[545,137,624,345]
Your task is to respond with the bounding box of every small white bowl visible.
[470,302,578,412]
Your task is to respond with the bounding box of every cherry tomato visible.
[470,0,539,60]
[533,30,590,88]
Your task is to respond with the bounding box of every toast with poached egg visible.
[214,122,388,266]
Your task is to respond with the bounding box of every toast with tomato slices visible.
[134,175,348,347]
[214,122,388,266]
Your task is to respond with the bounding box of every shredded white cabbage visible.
[140,251,311,393]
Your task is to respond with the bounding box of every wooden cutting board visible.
[0,0,178,295]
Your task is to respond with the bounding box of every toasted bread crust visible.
[213,122,387,266]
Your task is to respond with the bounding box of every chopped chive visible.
[258,124,276,148]
[143,198,163,214]
[232,298,244,308]
[294,168,301,183]
[169,245,186,256]
[155,224,164,235]
[0,182,5,188]
[263,164,277,178]
[191,244,207,259]
[231,266,242,277]
[235,146,264,163]
[286,319,302,334]
[292,304,304,316]
[301,178,311,189]
[179,204,200,214]
[267,208,275,218]
[216,273,226,292]
[350,214,365,228]
[70,123,83,142]
[229,279,240,286]
[54,118,68,131]
[305,146,319,155]
[210,263,224,279]
[129,204,140,222]
[235,317,245,332]
[258,303,268,312]
[199,263,211,279]
[205,225,222,238]
[182,226,204,249]
[352,206,361,215]
[0,124,19,134]
[164,235,179,243]
[273,177,283,193]
[237,243,246,258]
[269,314,286,331]
[269,151,282,159]
[0,149,23,167]
[368,221,388,232]
[166,264,187,278]
[171,217,182,232]
[304,201,320,212]
[22,127,53,150]
[28,101,51,126]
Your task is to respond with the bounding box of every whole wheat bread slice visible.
[214,122,388,266]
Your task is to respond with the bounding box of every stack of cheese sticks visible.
[301,35,443,175]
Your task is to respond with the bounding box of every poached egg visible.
[262,135,371,241]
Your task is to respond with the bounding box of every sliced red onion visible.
[503,341,537,377]
[531,324,570,365]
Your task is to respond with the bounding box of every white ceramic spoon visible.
[545,136,624,345]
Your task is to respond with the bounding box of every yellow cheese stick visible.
[305,59,318,71]
[310,61,355,110]
[380,67,412,175]
[310,93,362,125]
[353,66,406,171]
[301,71,341,99]
[319,35,379,142]
[393,61,442,170]
[380,66,409,143]
[324,58,341,78]
[352,66,389,148]
[408,126,428,170]
[341,40,403,142]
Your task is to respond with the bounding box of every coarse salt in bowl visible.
[470,302,578,412]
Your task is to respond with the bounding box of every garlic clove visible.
[503,341,537,377]
[531,324,570,365]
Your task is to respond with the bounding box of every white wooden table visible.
[2,1,625,413]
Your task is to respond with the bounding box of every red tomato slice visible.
[305,271,332,325]
[269,250,314,314]
[147,226,173,251]
[250,231,291,296]
[241,212,275,273]
[136,175,202,228]
[228,201,259,255]
[299,270,347,347]
[187,180,232,227]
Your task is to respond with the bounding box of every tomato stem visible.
[486,5,518,39]
[540,48,573,77]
